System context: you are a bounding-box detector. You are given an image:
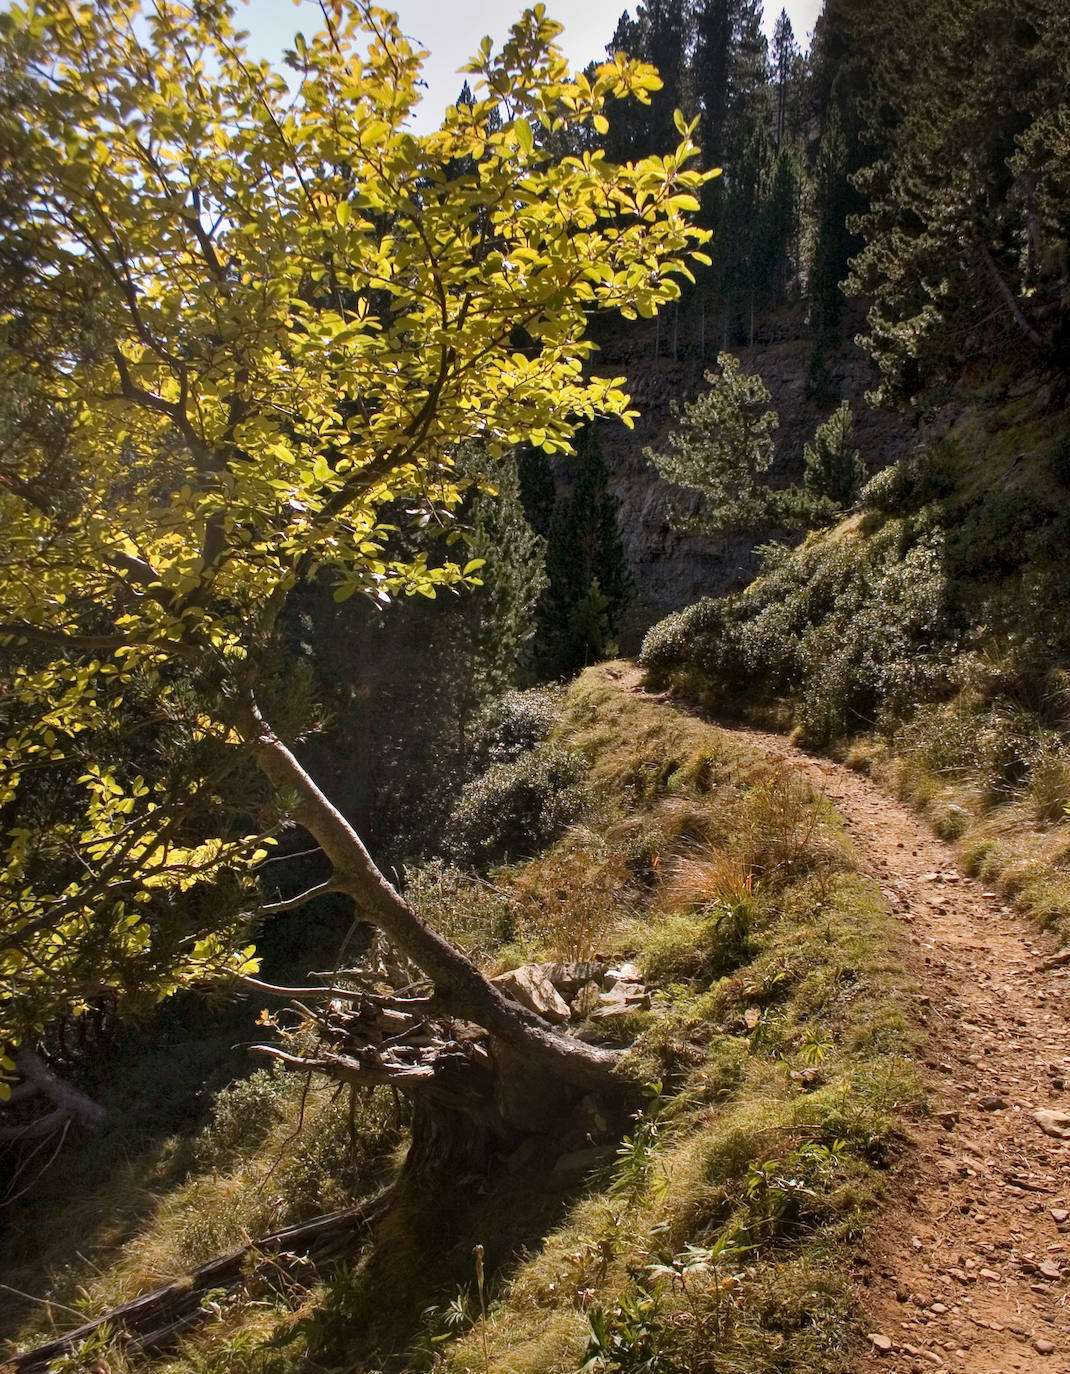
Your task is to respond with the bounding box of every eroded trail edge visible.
[716,715,1070,1374]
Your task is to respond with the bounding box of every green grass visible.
[3,665,920,1374]
[416,666,919,1374]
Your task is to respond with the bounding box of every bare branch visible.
[251,1043,436,1087]
[238,975,351,998]
[0,1050,104,1142]
[256,880,342,915]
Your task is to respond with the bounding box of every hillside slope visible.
[4,666,916,1374]
[641,377,1070,948]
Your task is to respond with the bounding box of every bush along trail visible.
[660,695,1070,1372]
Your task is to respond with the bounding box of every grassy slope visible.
[641,379,1070,950]
[2,667,919,1374]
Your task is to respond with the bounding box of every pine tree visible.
[536,424,632,677]
[692,0,732,169]
[605,2,694,161]
[802,0,870,385]
[760,143,800,302]
[644,0,695,156]
[771,9,798,149]
[844,0,1069,401]
[722,0,769,170]
[646,351,781,533]
[604,10,646,164]
[803,401,864,509]
[808,102,853,344]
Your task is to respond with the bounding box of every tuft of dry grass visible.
[660,850,757,914]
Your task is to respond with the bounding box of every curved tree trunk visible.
[242,696,632,1166]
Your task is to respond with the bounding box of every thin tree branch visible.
[256,880,341,915]
[977,240,1045,350]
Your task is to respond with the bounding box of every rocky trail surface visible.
[723,719,1070,1374]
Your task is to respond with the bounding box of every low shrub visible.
[196,1069,287,1165]
[859,439,958,515]
[469,686,564,767]
[446,742,588,867]
[642,519,956,744]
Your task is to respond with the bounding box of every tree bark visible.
[241,697,627,1112]
[0,1049,104,1142]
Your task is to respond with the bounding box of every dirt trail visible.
[728,721,1070,1374]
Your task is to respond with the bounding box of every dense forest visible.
[1,0,1069,1370]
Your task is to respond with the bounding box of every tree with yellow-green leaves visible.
[0,0,712,1151]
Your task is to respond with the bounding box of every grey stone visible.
[603,962,641,987]
[543,961,605,999]
[492,965,570,1023]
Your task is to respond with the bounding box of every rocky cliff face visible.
[585,299,916,623]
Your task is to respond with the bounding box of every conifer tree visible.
[536,424,632,676]
[693,0,733,170]
[771,9,798,149]
[802,0,869,365]
[604,10,647,164]
[605,2,694,161]
[643,0,695,156]
[809,103,853,346]
[803,400,864,510]
[846,0,1069,401]
[647,352,781,533]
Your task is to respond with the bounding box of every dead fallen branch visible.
[6,1187,395,1372]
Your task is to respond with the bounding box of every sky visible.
[240,0,823,132]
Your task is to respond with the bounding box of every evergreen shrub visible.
[641,522,955,742]
[860,441,958,515]
[945,487,1058,579]
[196,1068,286,1164]
[447,743,588,867]
[470,686,563,767]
